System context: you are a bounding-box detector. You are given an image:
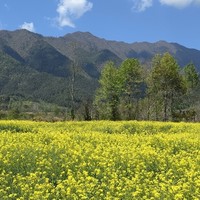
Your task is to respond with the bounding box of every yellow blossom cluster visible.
[0,120,199,199]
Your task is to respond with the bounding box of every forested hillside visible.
[0,29,200,120]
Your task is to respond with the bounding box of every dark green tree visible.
[119,59,143,120]
[183,63,199,90]
[148,53,186,121]
[179,63,199,121]
[94,62,121,120]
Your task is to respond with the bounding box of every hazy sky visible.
[0,0,200,49]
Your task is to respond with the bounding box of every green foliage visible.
[150,53,185,93]
[148,53,186,121]
[95,62,121,120]
[119,59,143,120]
[119,58,142,96]
[94,54,200,122]
[183,63,199,90]
[95,59,145,120]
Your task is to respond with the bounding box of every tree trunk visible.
[163,91,168,121]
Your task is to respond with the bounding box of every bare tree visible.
[69,42,79,120]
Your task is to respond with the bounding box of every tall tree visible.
[69,42,79,120]
[183,63,199,90]
[148,53,186,121]
[119,58,143,120]
[94,62,121,120]
[69,62,76,120]
[181,63,199,121]
[147,54,164,120]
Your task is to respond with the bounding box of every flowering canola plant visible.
[0,120,199,199]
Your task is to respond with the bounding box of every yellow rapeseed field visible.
[0,120,199,199]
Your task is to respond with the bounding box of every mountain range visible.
[0,29,200,109]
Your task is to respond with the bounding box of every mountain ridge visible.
[1,29,200,67]
[0,29,200,110]
[45,30,200,69]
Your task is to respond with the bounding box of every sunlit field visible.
[0,120,199,199]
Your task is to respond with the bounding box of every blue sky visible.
[0,0,200,50]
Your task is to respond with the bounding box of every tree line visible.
[93,52,199,121]
[1,52,199,122]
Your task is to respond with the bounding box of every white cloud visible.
[159,0,200,8]
[131,0,200,11]
[56,0,93,28]
[132,0,153,12]
[20,22,35,32]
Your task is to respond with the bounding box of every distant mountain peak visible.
[63,31,102,43]
[0,29,200,69]
[68,31,94,36]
